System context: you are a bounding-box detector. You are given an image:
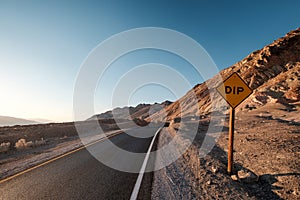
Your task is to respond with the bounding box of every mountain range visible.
[88,100,173,121]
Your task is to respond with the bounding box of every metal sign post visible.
[216,72,253,174]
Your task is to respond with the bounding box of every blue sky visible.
[0,0,299,121]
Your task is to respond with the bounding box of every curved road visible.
[0,127,159,200]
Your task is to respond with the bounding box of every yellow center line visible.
[0,130,124,184]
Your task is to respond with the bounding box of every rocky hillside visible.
[88,101,172,121]
[150,28,300,121]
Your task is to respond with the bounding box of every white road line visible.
[130,127,162,200]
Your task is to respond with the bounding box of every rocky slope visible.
[150,28,300,121]
[89,100,172,121]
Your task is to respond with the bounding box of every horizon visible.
[1,0,299,122]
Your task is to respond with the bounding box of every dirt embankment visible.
[151,103,300,200]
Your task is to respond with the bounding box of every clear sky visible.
[0,0,299,122]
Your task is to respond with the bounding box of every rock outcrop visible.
[150,28,300,121]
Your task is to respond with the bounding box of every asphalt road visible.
[0,127,158,200]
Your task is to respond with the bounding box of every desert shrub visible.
[32,138,46,147]
[0,142,10,153]
[15,138,33,150]
[15,138,46,150]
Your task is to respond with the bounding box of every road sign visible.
[216,72,253,109]
[216,72,252,174]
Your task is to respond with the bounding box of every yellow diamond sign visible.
[216,72,253,108]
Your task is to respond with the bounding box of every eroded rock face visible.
[150,28,300,121]
[251,62,300,105]
[237,29,300,90]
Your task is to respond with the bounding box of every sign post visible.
[228,107,235,174]
[216,72,253,174]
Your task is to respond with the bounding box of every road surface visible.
[0,127,159,200]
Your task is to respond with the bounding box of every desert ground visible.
[152,102,299,200]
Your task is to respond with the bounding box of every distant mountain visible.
[88,101,173,121]
[29,118,53,124]
[0,116,38,127]
[149,28,300,121]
